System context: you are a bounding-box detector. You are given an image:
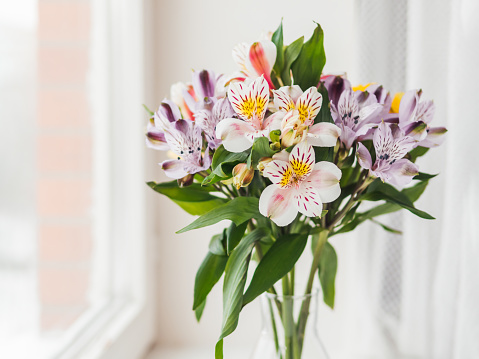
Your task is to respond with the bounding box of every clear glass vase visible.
[251,290,330,359]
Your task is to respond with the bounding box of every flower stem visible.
[296,229,330,355]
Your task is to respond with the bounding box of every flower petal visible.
[419,126,447,148]
[307,122,341,147]
[245,41,277,89]
[263,160,292,187]
[385,159,419,187]
[304,162,341,203]
[160,159,188,179]
[259,185,298,226]
[289,141,315,180]
[228,76,269,126]
[295,186,323,217]
[232,42,250,76]
[215,118,255,152]
[322,75,352,107]
[146,119,169,151]
[398,89,419,125]
[296,87,323,124]
[192,69,216,99]
[356,142,372,170]
[273,87,297,112]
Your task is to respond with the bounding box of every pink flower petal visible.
[294,186,323,217]
[245,41,276,89]
[215,118,256,152]
[259,185,298,226]
[305,162,342,203]
[307,122,341,147]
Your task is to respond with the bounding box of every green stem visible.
[296,229,330,355]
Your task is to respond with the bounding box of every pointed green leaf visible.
[243,233,308,305]
[360,179,434,219]
[193,251,228,310]
[318,242,337,309]
[177,197,260,233]
[216,227,269,359]
[281,36,304,86]
[271,20,284,76]
[408,146,429,162]
[147,181,227,215]
[195,299,206,322]
[291,23,326,90]
[226,221,248,255]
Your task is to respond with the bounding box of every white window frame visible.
[51,0,156,358]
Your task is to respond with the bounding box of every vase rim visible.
[264,288,320,300]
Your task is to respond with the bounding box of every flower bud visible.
[177,174,194,187]
[257,157,273,174]
[232,163,254,190]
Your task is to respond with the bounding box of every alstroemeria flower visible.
[182,69,220,113]
[147,100,211,179]
[160,119,211,179]
[194,97,237,149]
[396,89,447,147]
[215,76,281,152]
[321,74,351,108]
[331,89,383,149]
[260,141,342,226]
[233,40,277,89]
[357,122,418,187]
[170,82,195,120]
[272,85,341,147]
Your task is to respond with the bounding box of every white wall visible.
[150,0,357,355]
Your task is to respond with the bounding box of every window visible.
[0,1,155,358]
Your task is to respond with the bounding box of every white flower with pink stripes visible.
[215,76,281,152]
[260,141,342,226]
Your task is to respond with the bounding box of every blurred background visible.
[0,0,478,358]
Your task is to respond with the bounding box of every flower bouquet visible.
[146,21,446,359]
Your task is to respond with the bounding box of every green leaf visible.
[147,181,227,215]
[247,137,276,168]
[193,251,228,310]
[281,36,304,86]
[318,242,337,309]
[202,145,249,185]
[271,20,284,77]
[360,179,435,219]
[408,146,429,162]
[143,104,154,116]
[195,299,206,322]
[291,23,326,90]
[226,221,248,255]
[243,233,308,305]
[177,197,261,233]
[315,82,334,123]
[170,198,227,216]
[216,228,269,359]
[414,172,438,181]
[335,179,434,235]
[370,219,402,234]
[147,180,217,201]
[209,231,227,256]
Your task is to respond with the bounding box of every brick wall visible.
[36,0,93,332]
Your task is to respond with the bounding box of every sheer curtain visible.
[349,0,479,358]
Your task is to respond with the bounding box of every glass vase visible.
[251,290,330,359]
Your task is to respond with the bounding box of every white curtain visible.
[342,0,479,358]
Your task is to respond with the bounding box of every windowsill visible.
[146,346,249,359]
